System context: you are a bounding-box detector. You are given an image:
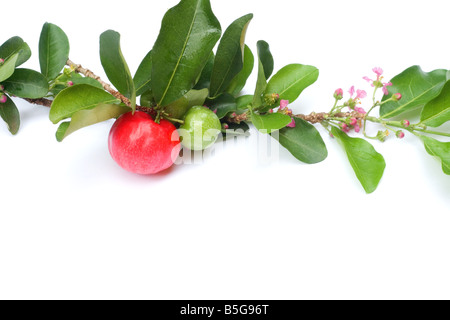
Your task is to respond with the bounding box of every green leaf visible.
[256,40,274,80]
[100,30,136,111]
[209,14,253,98]
[39,23,70,80]
[380,66,447,119]
[0,95,20,135]
[152,0,221,106]
[0,53,18,83]
[164,88,209,120]
[194,52,215,90]
[55,104,131,142]
[420,136,450,175]
[3,68,49,99]
[206,93,237,119]
[50,73,103,96]
[420,80,450,127]
[274,118,327,164]
[140,90,155,107]
[0,36,31,67]
[266,64,319,105]
[226,45,254,97]
[253,58,267,108]
[332,127,386,194]
[236,94,253,110]
[49,84,120,124]
[252,112,292,134]
[134,50,152,96]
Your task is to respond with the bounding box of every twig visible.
[66,59,131,107]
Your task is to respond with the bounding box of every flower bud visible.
[349,118,358,126]
[222,123,229,130]
[376,130,390,142]
[67,81,74,87]
[0,84,4,91]
[0,58,4,65]
[341,123,350,133]
[0,94,7,104]
[392,93,402,101]
[334,88,344,100]
[396,131,405,139]
[402,119,410,128]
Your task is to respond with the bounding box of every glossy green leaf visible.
[253,58,267,108]
[274,118,327,164]
[421,136,450,175]
[252,112,292,134]
[209,14,253,98]
[140,90,155,107]
[194,52,215,90]
[0,36,31,67]
[206,93,236,119]
[380,66,447,119]
[0,53,18,83]
[256,40,274,80]
[100,30,136,111]
[152,0,221,106]
[3,68,49,99]
[39,23,70,80]
[134,50,152,96]
[266,64,319,105]
[55,104,131,142]
[164,88,209,120]
[0,95,20,135]
[332,127,386,194]
[420,80,450,127]
[236,94,253,110]
[226,45,254,97]
[49,84,120,124]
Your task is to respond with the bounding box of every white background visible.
[1,0,449,300]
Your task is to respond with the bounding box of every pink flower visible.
[279,100,289,110]
[277,100,295,128]
[0,94,7,104]
[286,118,296,128]
[350,118,358,126]
[348,86,367,100]
[355,107,366,114]
[373,67,383,76]
[354,124,361,133]
[363,67,392,95]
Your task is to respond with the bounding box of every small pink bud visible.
[286,118,296,128]
[0,94,7,104]
[341,123,350,133]
[396,131,405,139]
[334,88,344,100]
[67,81,74,86]
[402,120,410,128]
[355,107,366,114]
[349,118,358,126]
[329,133,335,138]
[392,93,402,101]
[231,112,237,118]
[213,109,217,114]
[354,124,361,133]
[268,109,274,113]
[0,84,4,91]
[222,123,229,130]
[0,58,4,65]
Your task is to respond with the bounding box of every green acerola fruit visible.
[179,106,221,151]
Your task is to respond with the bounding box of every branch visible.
[66,59,132,107]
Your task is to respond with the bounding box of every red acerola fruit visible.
[108,111,181,174]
